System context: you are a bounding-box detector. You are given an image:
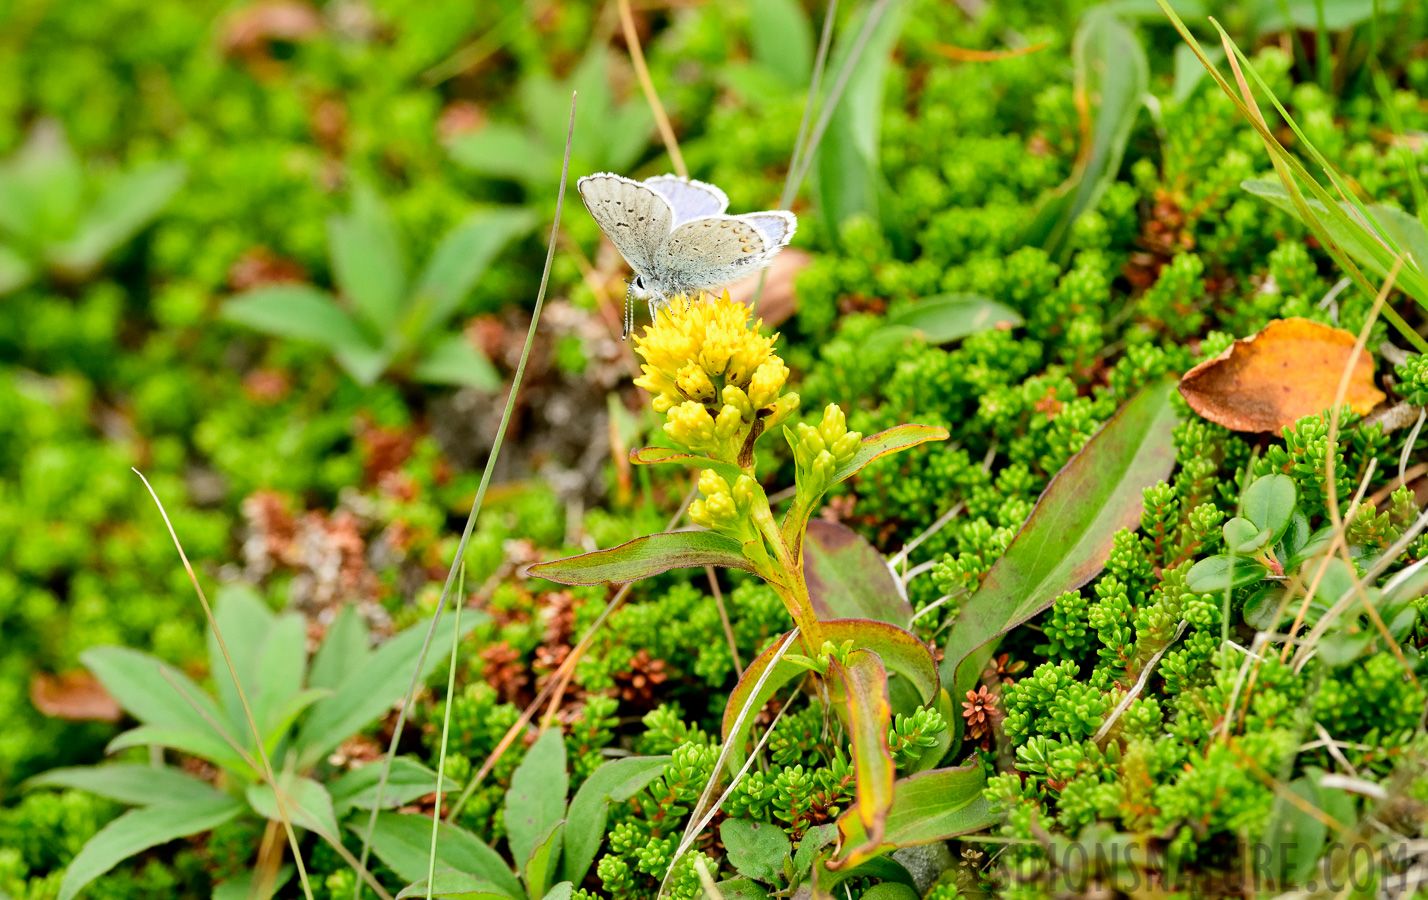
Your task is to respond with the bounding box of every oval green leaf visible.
[882,293,1022,344]
[803,520,911,627]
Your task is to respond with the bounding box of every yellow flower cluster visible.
[633,292,799,466]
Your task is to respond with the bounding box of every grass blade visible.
[351,90,580,897]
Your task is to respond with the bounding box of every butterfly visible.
[576,173,797,336]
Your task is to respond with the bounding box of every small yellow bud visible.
[732,474,759,512]
[705,492,738,523]
[746,359,788,408]
[819,403,848,444]
[797,422,827,457]
[765,393,801,430]
[652,394,675,413]
[715,405,743,440]
[688,499,715,530]
[665,401,717,449]
[722,384,753,420]
[831,432,862,466]
[698,468,731,499]
[676,363,716,403]
[813,449,836,484]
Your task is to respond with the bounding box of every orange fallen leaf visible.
[1178,317,1386,433]
[31,671,121,722]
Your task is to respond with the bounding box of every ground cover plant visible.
[3,0,1428,898]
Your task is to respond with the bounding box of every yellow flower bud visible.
[715,405,743,440]
[721,384,753,420]
[765,393,801,430]
[733,474,759,512]
[819,403,847,444]
[676,363,716,403]
[705,492,738,523]
[831,432,862,466]
[688,499,715,530]
[812,449,836,485]
[698,468,731,499]
[797,422,827,457]
[747,359,788,409]
[665,401,717,449]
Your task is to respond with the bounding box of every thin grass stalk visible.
[353,92,580,894]
[660,635,805,896]
[785,0,894,203]
[616,0,687,178]
[453,483,698,818]
[1155,1,1428,351]
[752,0,839,318]
[134,471,316,900]
[707,566,744,677]
[427,566,465,900]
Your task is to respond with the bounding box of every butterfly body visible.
[577,172,796,333]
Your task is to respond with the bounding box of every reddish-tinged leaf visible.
[527,531,756,585]
[723,619,936,771]
[827,651,894,861]
[1178,318,1386,432]
[31,671,121,722]
[804,520,911,627]
[942,377,1179,754]
[831,424,949,487]
[829,764,995,870]
[628,447,743,485]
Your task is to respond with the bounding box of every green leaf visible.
[1383,557,1428,606]
[829,424,950,489]
[48,161,186,275]
[396,871,514,900]
[58,796,244,900]
[540,884,573,900]
[793,823,838,876]
[527,530,758,586]
[830,764,994,870]
[505,728,568,870]
[1172,43,1222,103]
[1244,586,1285,630]
[828,650,895,864]
[294,612,482,768]
[328,756,443,816]
[750,0,814,86]
[711,880,770,900]
[629,446,745,487]
[1262,776,1328,884]
[942,377,1178,754]
[1241,473,1297,544]
[307,603,369,692]
[412,333,500,389]
[1024,9,1148,262]
[250,610,308,746]
[359,814,521,899]
[1185,555,1269,593]
[328,183,407,332]
[721,818,792,881]
[1242,178,1428,306]
[412,208,536,334]
[522,821,564,899]
[814,0,909,233]
[803,520,911,627]
[448,124,556,185]
[723,619,936,772]
[1222,517,1272,554]
[880,294,1023,344]
[212,865,293,900]
[105,726,255,778]
[206,584,274,739]
[80,646,226,735]
[222,285,378,358]
[24,764,229,807]
[0,244,35,294]
[563,755,671,885]
[861,885,919,900]
[247,777,338,838]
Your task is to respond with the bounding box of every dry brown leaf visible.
[726,248,812,328]
[1178,317,1386,433]
[31,671,121,722]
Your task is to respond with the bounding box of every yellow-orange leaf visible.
[1178,318,1385,433]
